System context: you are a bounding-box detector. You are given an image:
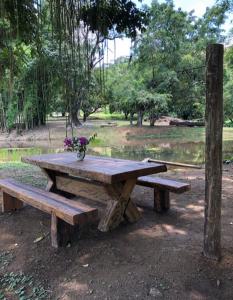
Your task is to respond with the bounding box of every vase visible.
[77,149,85,161]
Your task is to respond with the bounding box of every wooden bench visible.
[0,178,98,248]
[136,176,191,212]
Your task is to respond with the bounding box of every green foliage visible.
[0,0,37,44]
[0,249,48,300]
[0,251,13,270]
[0,0,147,130]
[132,0,229,120]
[224,46,233,122]
[6,99,17,129]
[0,0,232,130]
[0,271,48,300]
[79,0,148,38]
[81,74,107,121]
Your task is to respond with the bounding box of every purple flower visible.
[79,137,89,146]
[64,137,73,147]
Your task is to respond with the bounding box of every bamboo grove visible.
[0,0,232,131]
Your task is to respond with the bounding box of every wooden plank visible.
[22,153,167,184]
[143,158,202,169]
[42,168,76,198]
[56,176,141,231]
[2,192,24,212]
[0,179,98,225]
[137,176,190,193]
[56,175,140,231]
[56,175,113,203]
[204,43,223,261]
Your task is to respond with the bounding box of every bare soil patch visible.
[0,164,233,299]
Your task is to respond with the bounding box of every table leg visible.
[43,172,141,232]
[124,200,141,223]
[98,178,141,232]
[41,168,56,192]
[41,168,74,198]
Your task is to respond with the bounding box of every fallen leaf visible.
[33,232,49,244]
[33,236,44,243]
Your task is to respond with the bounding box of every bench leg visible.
[51,213,78,248]
[154,189,170,213]
[2,192,23,212]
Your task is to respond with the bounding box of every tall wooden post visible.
[204,44,224,260]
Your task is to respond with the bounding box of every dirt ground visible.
[0,163,233,300]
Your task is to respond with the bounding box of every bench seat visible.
[137,176,191,212]
[0,178,98,248]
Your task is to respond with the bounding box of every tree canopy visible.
[0,0,232,131]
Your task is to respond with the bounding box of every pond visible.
[1,124,233,165]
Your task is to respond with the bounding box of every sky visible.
[106,0,232,63]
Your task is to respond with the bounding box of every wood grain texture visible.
[56,175,140,231]
[143,158,202,169]
[98,178,138,232]
[56,175,112,203]
[22,153,167,184]
[0,178,98,225]
[98,199,124,232]
[204,44,224,260]
[137,176,190,193]
[41,168,56,191]
[124,200,141,223]
[21,154,168,231]
[51,213,59,248]
[2,192,24,212]
[41,169,75,198]
[51,213,79,248]
[154,189,170,213]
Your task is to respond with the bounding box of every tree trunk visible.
[204,43,224,261]
[36,68,46,126]
[83,112,88,122]
[70,97,82,127]
[124,112,129,120]
[149,114,156,127]
[130,112,134,126]
[170,120,205,127]
[137,111,143,127]
[71,109,82,126]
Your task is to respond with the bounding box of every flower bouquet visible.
[64,133,97,161]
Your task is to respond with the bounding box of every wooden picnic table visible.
[22,153,167,232]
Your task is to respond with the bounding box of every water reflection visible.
[89,141,206,164]
[1,126,233,164]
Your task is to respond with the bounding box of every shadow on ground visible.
[0,166,233,299]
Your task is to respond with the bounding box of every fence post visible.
[204,43,224,260]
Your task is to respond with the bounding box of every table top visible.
[22,153,167,184]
